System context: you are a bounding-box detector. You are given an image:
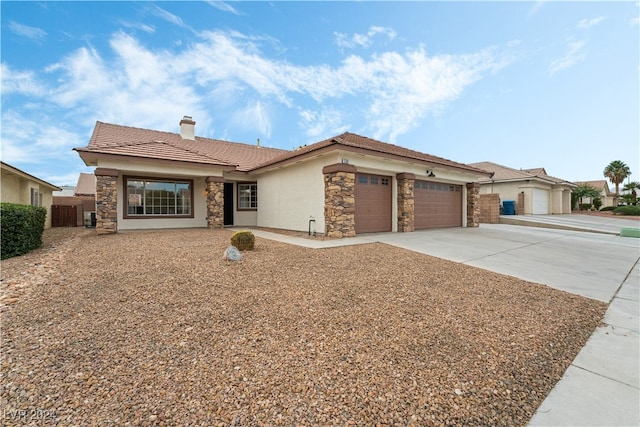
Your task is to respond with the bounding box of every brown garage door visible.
[414,181,462,229]
[355,173,392,233]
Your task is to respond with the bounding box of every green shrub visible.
[600,206,616,212]
[613,206,640,216]
[579,203,592,211]
[230,230,255,251]
[1,203,47,260]
[593,198,602,210]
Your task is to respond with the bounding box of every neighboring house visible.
[574,180,617,208]
[0,161,61,229]
[74,117,492,237]
[469,161,576,215]
[53,185,76,196]
[52,173,97,227]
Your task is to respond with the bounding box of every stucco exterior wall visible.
[1,169,56,229]
[232,209,258,227]
[256,156,328,232]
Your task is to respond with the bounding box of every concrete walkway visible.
[235,216,640,426]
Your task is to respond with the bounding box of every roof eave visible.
[73,148,238,171]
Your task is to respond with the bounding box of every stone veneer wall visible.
[466,182,480,227]
[205,176,225,229]
[94,168,118,235]
[323,163,357,238]
[478,193,500,224]
[396,173,415,232]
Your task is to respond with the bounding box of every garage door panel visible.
[355,173,392,233]
[532,188,549,215]
[414,181,462,229]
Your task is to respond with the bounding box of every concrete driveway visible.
[374,223,638,303]
[244,215,640,426]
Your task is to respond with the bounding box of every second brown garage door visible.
[414,180,462,229]
[355,173,392,233]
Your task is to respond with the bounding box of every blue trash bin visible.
[503,200,515,215]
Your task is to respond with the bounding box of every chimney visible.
[179,115,195,140]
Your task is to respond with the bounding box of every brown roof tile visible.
[575,180,612,194]
[469,161,575,186]
[77,122,287,171]
[252,132,491,175]
[75,173,96,195]
[77,123,490,176]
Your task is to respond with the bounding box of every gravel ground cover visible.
[1,228,606,426]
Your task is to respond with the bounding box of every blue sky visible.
[1,1,638,187]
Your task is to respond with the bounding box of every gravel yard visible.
[1,228,606,426]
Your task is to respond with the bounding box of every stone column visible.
[94,168,119,235]
[205,176,225,229]
[466,182,480,227]
[323,163,357,238]
[396,173,415,232]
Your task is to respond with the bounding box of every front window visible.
[125,177,192,217]
[238,183,257,210]
[30,188,42,207]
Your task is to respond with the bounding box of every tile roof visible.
[575,180,612,195]
[252,132,492,175]
[75,173,96,195]
[76,122,287,171]
[469,161,575,186]
[76,123,491,177]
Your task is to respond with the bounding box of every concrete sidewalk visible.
[500,213,639,236]
[237,219,640,426]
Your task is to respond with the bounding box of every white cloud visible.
[631,16,640,26]
[8,21,47,41]
[206,1,243,16]
[548,40,587,76]
[526,1,546,20]
[0,63,46,96]
[335,26,397,49]
[577,17,605,29]
[232,100,272,137]
[4,29,506,147]
[0,111,84,166]
[119,21,155,34]
[298,107,350,140]
[151,5,189,29]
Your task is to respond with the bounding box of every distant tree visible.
[603,160,631,195]
[571,183,601,210]
[622,181,640,205]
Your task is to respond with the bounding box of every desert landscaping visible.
[1,228,607,426]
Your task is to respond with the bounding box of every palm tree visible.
[622,181,640,205]
[603,160,631,195]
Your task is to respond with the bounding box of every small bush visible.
[600,206,616,212]
[1,203,47,260]
[230,230,255,251]
[578,203,592,211]
[613,206,640,216]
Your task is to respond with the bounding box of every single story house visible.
[1,161,61,229]
[74,117,493,237]
[469,161,575,215]
[574,180,617,208]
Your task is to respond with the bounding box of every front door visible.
[224,182,234,226]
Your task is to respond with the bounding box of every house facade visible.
[469,162,575,215]
[574,180,617,208]
[74,117,492,237]
[1,161,61,229]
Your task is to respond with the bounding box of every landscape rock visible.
[223,246,242,261]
